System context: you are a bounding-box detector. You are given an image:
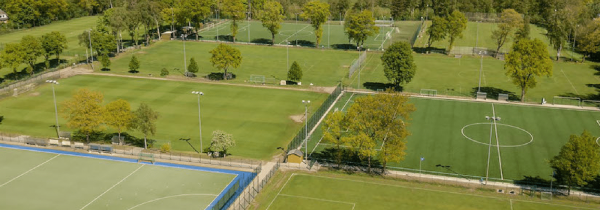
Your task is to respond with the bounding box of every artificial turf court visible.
[0,75,328,159]
[258,172,595,210]
[0,144,247,210]
[307,92,600,180]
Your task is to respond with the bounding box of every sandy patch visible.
[289,114,305,123]
[28,92,40,96]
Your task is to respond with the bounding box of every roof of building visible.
[0,9,6,15]
[287,149,304,157]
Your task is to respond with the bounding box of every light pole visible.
[247,11,251,43]
[192,91,204,153]
[182,34,187,75]
[357,45,362,89]
[477,51,486,93]
[87,29,94,70]
[286,40,290,70]
[46,80,60,138]
[217,9,220,41]
[302,100,310,162]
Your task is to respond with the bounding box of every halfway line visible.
[0,154,60,188]
[79,164,144,210]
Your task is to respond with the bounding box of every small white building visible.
[0,9,8,23]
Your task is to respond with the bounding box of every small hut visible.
[0,9,8,23]
[286,149,304,164]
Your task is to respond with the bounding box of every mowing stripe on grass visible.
[0,154,60,188]
[561,69,579,95]
[279,194,356,210]
[79,165,145,210]
[492,104,504,180]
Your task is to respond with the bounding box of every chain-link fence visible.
[227,161,281,210]
[410,19,426,48]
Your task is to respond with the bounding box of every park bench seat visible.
[60,140,71,147]
[35,139,47,146]
[49,139,60,146]
[74,142,85,149]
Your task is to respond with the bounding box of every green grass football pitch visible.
[306,92,600,180]
[257,172,595,210]
[0,75,329,159]
[0,146,237,210]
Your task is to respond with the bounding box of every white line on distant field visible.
[127,194,217,210]
[279,25,311,44]
[80,165,144,210]
[265,173,296,210]
[309,93,355,156]
[561,69,579,94]
[0,154,60,188]
[509,199,513,210]
[279,194,356,209]
[492,104,504,180]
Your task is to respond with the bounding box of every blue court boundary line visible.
[0,143,255,210]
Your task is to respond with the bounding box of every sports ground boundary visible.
[0,143,255,210]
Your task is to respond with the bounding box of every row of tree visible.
[61,88,159,149]
[0,32,68,76]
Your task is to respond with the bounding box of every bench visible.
[60,140,71,147]
[89,144,113,153]
[49,139,60,146]
[35,139,48,146]
[89,144,101,152]
[25,138,37,145]
[138,153,155,164]
[74,142,85,149]
[100,145,113,153]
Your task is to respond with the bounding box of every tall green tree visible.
[132,103,159,149]
[188,57,199,73]
[505,38,553,102]
[129,55,140,73]
[444,10,467,53]
[259,1,284,45]
[491,9,524,58]
[180,0,212,40]
[287,61,303,82]
[515,16,531,42]
[577,18,600,63]
[101,54,111,70]
[20,35,44,75]
[0,43,25,74]
[301,1,331,47]
[322,110,348,167]
[222,0,246,42]
[330,0,350,20]
[209,130,236,157]
[344,10,379,50]
[40,31,68,68]
[209,44,242,80]
[427,16,447,48]
[105,99,134,145]
[381,42,416,88]
[550,130,600,195]
[78,30,117,57]
[61,89,105,143]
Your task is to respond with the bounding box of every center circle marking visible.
[461,123,534,147]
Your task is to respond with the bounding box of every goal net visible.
[476,92,487,100]
[552,96,581,107]
[582,100,600,108]
[498,93,509,101]
[249,75,265,84]
[348,51,367,78]
[541,192,552,200]
[420,89,437,97]
[375,20,394,27]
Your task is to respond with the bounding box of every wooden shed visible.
[286,149,304,164]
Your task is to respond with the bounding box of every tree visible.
[188,57,199,74]
[105,99,134,145]
[344,10,379,50]
[427,16,447,48]
[287,61,303,82]
[129,55,140,73]
[20,35,44,75]
[445,10,468,53]
[322,111,348,167]
[381,42,416,88]
[0,43,25,74]
[301,1,331,47]
[209,44,242,80]
[209,130,236,157]
[101,54,111,70]
[124,4,142,47]
[179,0,212,40]
[505,38,553,102]
[259,1,284,45]
[40,31,68,68]
[550,130,600,195]
[491,9,524,58]
[515,16,531,42]
[330,0,350,20]
[577,18,600,63]
[222,0,246,42]
[132,103,159,149]
[61,89,105,143]
[345,91,415,173]
[78,30,117,57]
[160,68,170,77]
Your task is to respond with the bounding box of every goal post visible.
[476,92,487,100]
[498,93,509,101]
[541,192,552,200]
[249,74,266,84]
[582,100,600,108]
[552,96,581,107]
[420,89,437,97]
[348,51,367,78]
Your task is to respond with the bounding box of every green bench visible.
[138,153,155,164]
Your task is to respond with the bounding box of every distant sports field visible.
[0,75,328,159]
[307,92,600,180]
[0,144,245,210]
[257,172,595,210]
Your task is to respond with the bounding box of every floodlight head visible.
[496,117,501,121]
[46,80,50,82]
[199,92,204,96]
[485,116,490,120]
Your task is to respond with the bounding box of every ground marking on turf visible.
[127,194,218,210]
[80,165,144,210]
[509,199,513,210]
[461,123,534,147]
[561,69,579,94]
[0,154,60,188]
[511,198,599,210]
[265,173,296,210]
[309,93,356,156]
[279,25,311,45]
[492,104,504,180]
[279,194,356,210]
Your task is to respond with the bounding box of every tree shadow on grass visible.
[559,65,600,100]
[363,82,400,92]
[311,147,383,175]
[216,35,234,42]
[289,40,315,47]
[413,46,448,54]
[331,44,357,50]
[251,38,272,45]
[206,72,236,80]
[128,70,139,74]
[470,87,519,100]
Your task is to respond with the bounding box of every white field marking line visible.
[265,173,296,210]
[512,199,599,210]
[509,199,513,210]
[278,194,356,209]
[80,165,144,210]
[279,24,311,45]
[0,154,60,188]
[485,119,493,184]
[205,174,238,210]
[492,104,504,180]
[309,93,356,156]
[561,69,579,94]
[127,194,218,210]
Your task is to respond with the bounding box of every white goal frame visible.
[420,89,437,97]
[249,74,266,84]
[552,96,581,107]
[476,92,487,100]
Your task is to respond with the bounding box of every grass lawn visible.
[0,75,328,159]
[307,92,600,180]
[252,171,596,210]
[0,146,238,210]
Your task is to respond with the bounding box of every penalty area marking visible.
[461,123,534,147]
[279,194,356,210]
[127,194,218,210]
